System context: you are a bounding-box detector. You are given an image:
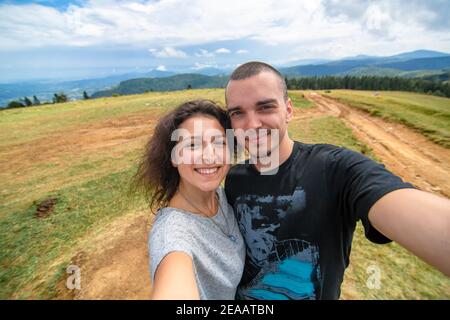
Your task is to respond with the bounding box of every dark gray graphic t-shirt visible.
[225,142,414,300]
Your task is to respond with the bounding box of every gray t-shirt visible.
[149,187,246,300]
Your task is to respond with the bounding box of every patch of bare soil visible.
[35,197,57,218]
[0,112,157,172]
[55,213,153,300]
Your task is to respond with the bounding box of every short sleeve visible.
[326,147,415,244]
[148,212,194,282]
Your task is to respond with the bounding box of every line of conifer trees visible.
[4,91,90,110]
[285,76,450,98]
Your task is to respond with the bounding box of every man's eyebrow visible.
[256,99,277,106]
[227,99,277,113]
[227,106,241,113]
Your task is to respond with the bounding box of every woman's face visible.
[172,115,230,192]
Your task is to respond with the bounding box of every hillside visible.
[281,56,450,77]
[0,70,175,107]
[0,89,449,299]
[92,74,229,98]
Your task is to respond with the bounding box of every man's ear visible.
[285,98,294,123]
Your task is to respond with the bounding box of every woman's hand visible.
[151,251,200,300]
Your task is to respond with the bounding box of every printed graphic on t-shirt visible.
[235,187,321,300]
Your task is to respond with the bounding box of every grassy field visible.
[0,89,449,299]
[289,91,314,109]
[0,89,225,299]
[322,90,450,148]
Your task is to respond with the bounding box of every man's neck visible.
[254,137,295,173]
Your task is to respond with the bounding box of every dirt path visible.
[56,93,449,300]
[304,92,450,198]
[56,212,153,300]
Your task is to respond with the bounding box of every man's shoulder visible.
[296,141,349,162]
[227,142,348,177]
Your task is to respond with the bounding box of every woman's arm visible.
[151,251,200,300]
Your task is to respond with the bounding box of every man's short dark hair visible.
[227,61,288,101]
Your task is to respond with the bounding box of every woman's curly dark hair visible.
[132,99,231,213]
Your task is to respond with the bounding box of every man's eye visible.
[260,105,274,111]
[230,111,242,117]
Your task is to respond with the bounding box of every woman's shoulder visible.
[149,209,198,258]
[152,206,195,228]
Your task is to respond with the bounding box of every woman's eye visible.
[186,143,200,149]
[214,139,226,145]
[214,143,226,148]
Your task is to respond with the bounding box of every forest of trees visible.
[285,75,450,98]
[2,75,449,110]
[3,91,92,110]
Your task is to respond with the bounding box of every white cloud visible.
[192,62,218,69]
[150,47,187,58]
[0,0,449,58]
[195,49,215,57]
[216,48,230,54]
[156,65,167,71]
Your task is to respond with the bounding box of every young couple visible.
[135,62,450,300]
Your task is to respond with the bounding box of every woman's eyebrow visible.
[212,134,226,140]
[180,135,201,142]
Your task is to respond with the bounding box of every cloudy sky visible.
[0,0,449,82]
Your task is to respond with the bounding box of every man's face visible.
[225,71,293,158]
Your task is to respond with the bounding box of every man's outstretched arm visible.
[369,188,450,276]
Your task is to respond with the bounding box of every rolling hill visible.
[91,74,229,98]
[280,55,450,77]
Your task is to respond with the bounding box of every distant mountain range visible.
[0,69,175,107]
[1,50,449,107]
[279,50,450,76]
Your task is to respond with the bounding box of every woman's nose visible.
[202,143,215,164]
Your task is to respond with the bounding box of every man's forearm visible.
[368,188,450,276]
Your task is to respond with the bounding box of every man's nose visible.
[245,112,262,129]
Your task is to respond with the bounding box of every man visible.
[224,61,450,300]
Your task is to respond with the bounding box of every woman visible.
[134,99,245,300]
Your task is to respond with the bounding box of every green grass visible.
[322,90,450,148]
[0,88,448,299]
[342,225,450,299]
[0,166,147,299]
[0,89,226,148]
[289,91,314,109]
[289,115,377,161]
